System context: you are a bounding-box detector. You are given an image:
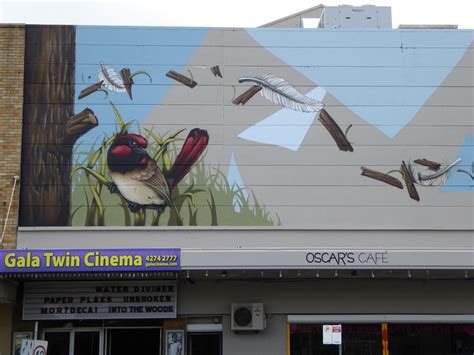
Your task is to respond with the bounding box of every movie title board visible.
[23,281,177,320]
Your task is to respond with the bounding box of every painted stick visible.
[400,161,420,201]
[360,167,404,189]
[166,70,197,88]
[414,158,441,171]
[78,81,106,100]
[211,65,223,78]
[232,86,262,105]
[120,68,134,99]
[318,109,354,152]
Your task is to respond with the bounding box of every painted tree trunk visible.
[20,26,97,226]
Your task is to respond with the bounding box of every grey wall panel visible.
[177,280,474,315]
[222,314,286,355]
[17,228,474,249]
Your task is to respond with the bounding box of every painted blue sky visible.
[247,29,473,138]
[73,26,209,155]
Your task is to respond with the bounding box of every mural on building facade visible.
[19,25,473,228]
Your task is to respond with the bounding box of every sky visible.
[1,0,473,28]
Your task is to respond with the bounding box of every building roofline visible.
[259,4,324,28]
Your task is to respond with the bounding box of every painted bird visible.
[107,128,209,213]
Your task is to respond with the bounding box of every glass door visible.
[43,329,103,355]
[188,333,222,355]
[106,328,161,355]
[44,331,71,355]
[74,330,102,355]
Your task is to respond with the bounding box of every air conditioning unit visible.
[231,303,265,331]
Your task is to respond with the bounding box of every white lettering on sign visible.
[23,281,177,320]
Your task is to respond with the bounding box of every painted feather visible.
[409,157,461,186]
[98,62,127,93]
[239,74,324,113]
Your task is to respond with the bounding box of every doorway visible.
[44,329,103,355]
[43,327,162,355]
[187,333,222,355]
[106,328,161,355]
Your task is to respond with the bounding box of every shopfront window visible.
[290,324,381,355]
[290,323,474,355]
[388,324,474,355]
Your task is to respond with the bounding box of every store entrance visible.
[43,327,162,355]
[44,329,102,355]
[188,333,222,355]
[106,328,161,355]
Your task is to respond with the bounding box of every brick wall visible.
[0,25,25,249]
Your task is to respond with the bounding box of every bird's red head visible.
[108,133,150,172]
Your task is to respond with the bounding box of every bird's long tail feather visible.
[166,128,209,188]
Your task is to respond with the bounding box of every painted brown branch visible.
[166,70,197,88]
[65,108,99,143]
[360,167,403,189]
[414,158,441,171]
[232,86,261,105]
[211,65,222,78]
[400,161,420,201]
[318,109,354,152]
[78,81,104,100]
[120,68,133,99]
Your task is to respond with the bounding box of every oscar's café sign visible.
[0,249,180,273]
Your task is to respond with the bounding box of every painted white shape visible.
[227,153,249,212]
[238,87,327,151]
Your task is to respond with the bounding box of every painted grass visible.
[70,103,279,227]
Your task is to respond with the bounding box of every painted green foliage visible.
[71,104,279,227]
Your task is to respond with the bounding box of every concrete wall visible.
[0,25,24,249]
[222,315,286,355]
[177,279,474,316]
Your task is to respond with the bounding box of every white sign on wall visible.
[20,340,48,355]
[332,324,342,344]
[23,281,177,320]
[323,325,333,344]
[323,324,342,345]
